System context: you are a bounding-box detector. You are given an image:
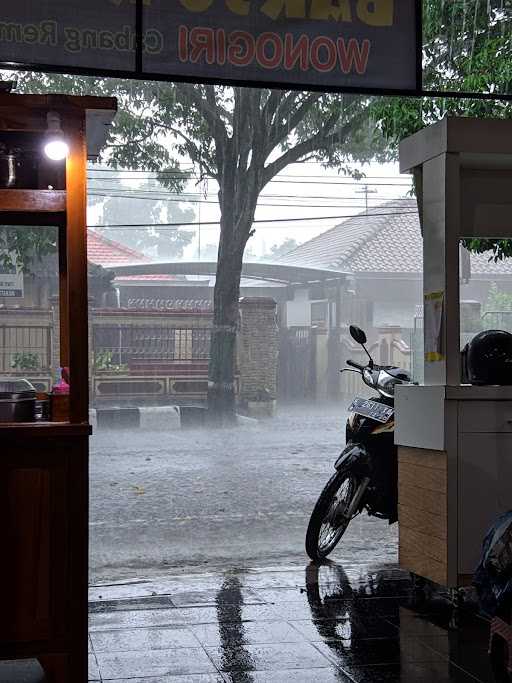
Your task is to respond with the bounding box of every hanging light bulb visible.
[44,111,69,161]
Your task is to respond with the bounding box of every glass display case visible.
[0,92,116,683]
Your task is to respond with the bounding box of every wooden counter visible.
[396,384,512,588]
[0,421,92,437]
[0,423,90,681]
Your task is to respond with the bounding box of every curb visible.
[91,405,205,430]
[90,405,258,429]
[139,405,181,430]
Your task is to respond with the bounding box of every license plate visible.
[348,397,393,423]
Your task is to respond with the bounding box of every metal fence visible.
[0,325,52,373]
[92,325,211,370]
[278,326,315,400]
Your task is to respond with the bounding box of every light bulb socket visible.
[47,111,62,134]
[44,111,68,161]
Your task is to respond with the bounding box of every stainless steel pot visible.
[0,378,36,422]
[0,144,38,189]
[0,153,18,187]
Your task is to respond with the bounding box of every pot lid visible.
[0,377,36,398]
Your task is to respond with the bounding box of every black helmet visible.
[466,329,512,385]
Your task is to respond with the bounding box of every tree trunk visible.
[207,215,245,425]
[206,108,260,424]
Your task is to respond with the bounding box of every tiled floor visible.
[88,562,505,682]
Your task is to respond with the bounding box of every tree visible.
[13,72,384,421]
[373,0,512,259]
[0,224,56,271]
[198,242,219,261]
[97,178,194,259]
[485,282,512,313]
[264,238,300,260]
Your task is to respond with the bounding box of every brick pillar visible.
[238,297,279,417]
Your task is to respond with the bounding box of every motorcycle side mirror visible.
[349,325,367,345]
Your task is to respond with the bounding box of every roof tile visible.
[87,230,175,281]
[281,200,512,276]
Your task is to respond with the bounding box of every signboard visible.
[0,254,23,298]
[0,0,420,93]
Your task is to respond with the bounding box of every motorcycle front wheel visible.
[305,469,359,561]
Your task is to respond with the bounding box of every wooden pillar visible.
[65,113,89,424]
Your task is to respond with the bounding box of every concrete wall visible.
[285,287,310,327]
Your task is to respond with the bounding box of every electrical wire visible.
[87,183,413,198]
[87,172,411,186]
[87,183,413,200]
[87,169,410,181]
[91,210,417,229]
[88,192,411,210]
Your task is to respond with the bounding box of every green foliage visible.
[7,74,387,310]
[88,262,115,305]
[463,239,512,262]
[0,225,57,272]
[98,177,194,259]
[485,282,512,312]
[373,0,512,260]
[94,351,128,373]
[11,352,40,371]
[12,72,383,185]
[423,0,512,96]
[375,1,512,144]
[264,238,300,260]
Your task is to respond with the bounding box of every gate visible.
[0,325,52,373]
[278,326,315,401]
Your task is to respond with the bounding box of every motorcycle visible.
[305,324,411,561]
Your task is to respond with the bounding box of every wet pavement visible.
[88,561,503,682]
[90,407,397,583]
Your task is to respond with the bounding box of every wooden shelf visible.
[0,421,91,437]
[0,189,66,213]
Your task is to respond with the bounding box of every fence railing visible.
[0,325,52,373]
[92,325,211,371]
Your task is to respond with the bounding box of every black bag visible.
[474,511,512,617]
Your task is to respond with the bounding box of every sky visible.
[87,159,413,261]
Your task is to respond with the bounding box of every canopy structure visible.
[109,260,347,286]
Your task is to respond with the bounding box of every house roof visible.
[280,199,512,277]
[87,231,176,282]
[88,230,152,266]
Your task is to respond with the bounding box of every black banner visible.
[0,0,420,92]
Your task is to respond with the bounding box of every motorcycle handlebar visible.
[346,359,365,371]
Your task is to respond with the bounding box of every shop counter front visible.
[395,384,512,588]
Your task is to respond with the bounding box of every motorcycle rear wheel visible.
[305,469,359,561]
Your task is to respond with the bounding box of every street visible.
[90,406,398,584]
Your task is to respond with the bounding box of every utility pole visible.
[356,184,377,214]
[197,196,201,261]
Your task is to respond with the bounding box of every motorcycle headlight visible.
[378,371,399,397]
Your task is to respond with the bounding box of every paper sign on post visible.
[424,290,444,362]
